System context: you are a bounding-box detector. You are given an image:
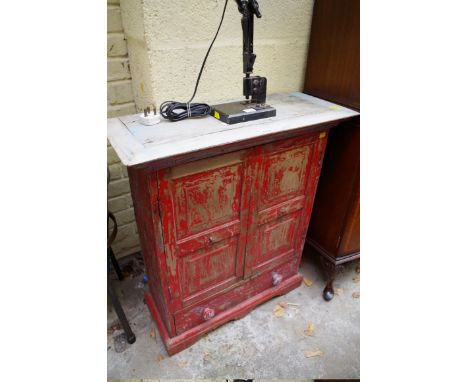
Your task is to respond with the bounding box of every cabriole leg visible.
[318,255,341,302]
[323,278,335,301]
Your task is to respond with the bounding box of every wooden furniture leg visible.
[319,255,346,301]
[323,278,335,301]
[319,255,335,301]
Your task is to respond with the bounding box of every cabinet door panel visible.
[158,151,253,310]
[181,236,238,298]
[255,209,302,268]
[260,145,311,209]
[172,161,243,239]
[245,134,326,277]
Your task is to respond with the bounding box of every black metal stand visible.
[107,200,136,344]
[107,278,136,344]
[211,0,275,125]
[108,246,124,281]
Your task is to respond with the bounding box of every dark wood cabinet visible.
[304,0,360,300]
[304,0,360,110]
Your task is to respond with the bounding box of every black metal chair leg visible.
[108,246,124,281]
[108,280,136,344]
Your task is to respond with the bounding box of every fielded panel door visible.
[244,134,326,277]
[157,150,254,311]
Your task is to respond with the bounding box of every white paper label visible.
[242,108,256,113]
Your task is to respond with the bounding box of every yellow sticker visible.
[214,111,220,120]
[319,132,327,139]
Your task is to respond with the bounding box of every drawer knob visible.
[202,307,215,321]
[272,272,282,286]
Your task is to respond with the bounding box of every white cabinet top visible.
[107,92,359,167]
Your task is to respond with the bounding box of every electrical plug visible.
[138,106,161,126]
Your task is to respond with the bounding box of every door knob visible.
[202,307,215,321]
[279,206,289,215]
[208,236,217,244]
[272,272,282,286]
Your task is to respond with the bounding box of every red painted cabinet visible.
[245,137,322,277]
[128,132,328,354]
[158,150,250,312]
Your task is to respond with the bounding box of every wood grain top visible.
[107,92,359,167]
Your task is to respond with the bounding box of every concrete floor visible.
[107,248,360,379]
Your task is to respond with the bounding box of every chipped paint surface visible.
[262,213,299,256]
[107,92,359,167]
[183,237,237,295]
[177,169,239,237]
[143,132,328,340]
[264,145,310,205]
[174,259,298,334]
[244,137,319,277]
[157,151,249,312]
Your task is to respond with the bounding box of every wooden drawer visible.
[173,259,298,335]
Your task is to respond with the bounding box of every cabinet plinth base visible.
[145,274,303,355]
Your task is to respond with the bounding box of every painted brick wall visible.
[120,0,315,109]
[107,0,140,258]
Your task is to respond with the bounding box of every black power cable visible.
[160,0,229,122]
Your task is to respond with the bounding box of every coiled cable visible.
[159,101,211,122]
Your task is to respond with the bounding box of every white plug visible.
[138,106,161,126]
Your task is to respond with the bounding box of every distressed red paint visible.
[128,132,328,355]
